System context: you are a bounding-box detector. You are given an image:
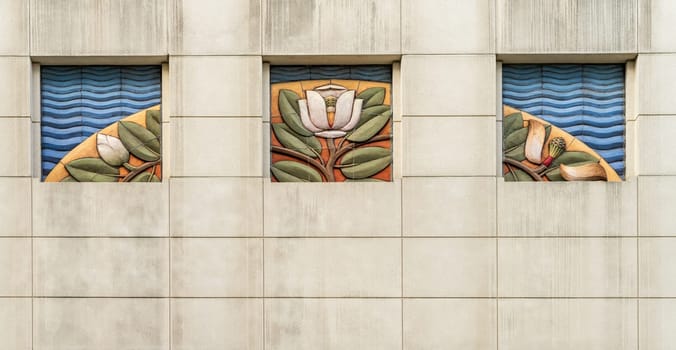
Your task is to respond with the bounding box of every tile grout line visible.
[166,66,171,350]
[400,178,404,350]
[30,7,34,342]
[398,62,404,350]
[262,52,267,350]
[9,296,676,300]
[495,196,499,350]
[636,175,640,350]
[31,179,34,350]
[495,59,501,350]
[14,235,676,239]
[168,176,172,350]
[29,0,34,345]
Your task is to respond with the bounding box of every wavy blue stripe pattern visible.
[503,64,625,177]
[271,65,392,83]
[41,66,161,179]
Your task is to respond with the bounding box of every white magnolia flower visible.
[299,84,363,138]
[96,133,129,167]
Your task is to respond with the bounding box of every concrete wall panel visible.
[403,238,496,297]
[404,299,496,350]
[30,0,168,56]
[498,180,637,236]
[403,117,496,176]
[265,299,401,350]
[170,0,261,55]
[402,55,496,116]
[637,116,676,175]
[499,238,637,297]
[0,238,31,296]
[497,0,637,53]
[0,0,28,55]
[264,182,401,236]
[170,178,263,236]
[263,0,400,55]
[0,298,30,350]
[34,238,168,297]
[170,56,262,117]
[172,298,263,350]
[639,0,676,52]
[402,0,493,54]
[498,299,637,350]
[34,298,169,350]
[403,177,496,236]
[0,178,30,236]
[638,176,676,236]
[637,54,676,115]
[640,238,676,296]
[264,238,400,297]
[171,118,262,176]
[0,118,31,176]
[0,57,30,117]
[171,238,262,297]
[32,182,169,236]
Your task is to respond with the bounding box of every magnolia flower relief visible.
[299,84,363,138]
[502,106,621,182]
[44,108,163,182]
[271,80,393,183]
[96,134,129,167]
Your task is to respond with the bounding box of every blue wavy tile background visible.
[271,65,392,83]
[503,64,625,177]
[41,66,161,179]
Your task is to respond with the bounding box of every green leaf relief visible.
[503,112,523,138]
[357,87,386,108]
[271,161,323,182]
[504,144,526,162]
[145,109,162,139]
[339,147,392,179]
[356,105,390,128]
[118,121,161,162]
[550,151,599,169]
[272,124,321,158]
[544,160,599,182]
[130,172,161,182]
[279,89,313,137]
[503,128,527,150]
[347,108,392,143]
[65,158,120,182]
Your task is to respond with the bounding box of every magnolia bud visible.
[96,133,130,167]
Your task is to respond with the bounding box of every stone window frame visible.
[30,59,170,182]
[495,59,637,181]
[262,61,403,182]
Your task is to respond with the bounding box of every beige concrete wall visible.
[0,0,673,349]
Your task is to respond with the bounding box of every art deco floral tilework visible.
[270,66,393,182]
[41,66,162,182]
[502,64,625,182]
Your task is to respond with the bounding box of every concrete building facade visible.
[1,0,675,349]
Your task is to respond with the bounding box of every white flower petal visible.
[96,133,129,167]
[315,84,347,98]
[306,90,330,129]
[298,99,322,132]
[315,84,347,91]
[340,98,363,132]
[332,90,356,129]
[315,130,347,138]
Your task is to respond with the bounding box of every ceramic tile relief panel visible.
[270,66,392,182]
[502,64,625,182]
[41,66,162,182]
